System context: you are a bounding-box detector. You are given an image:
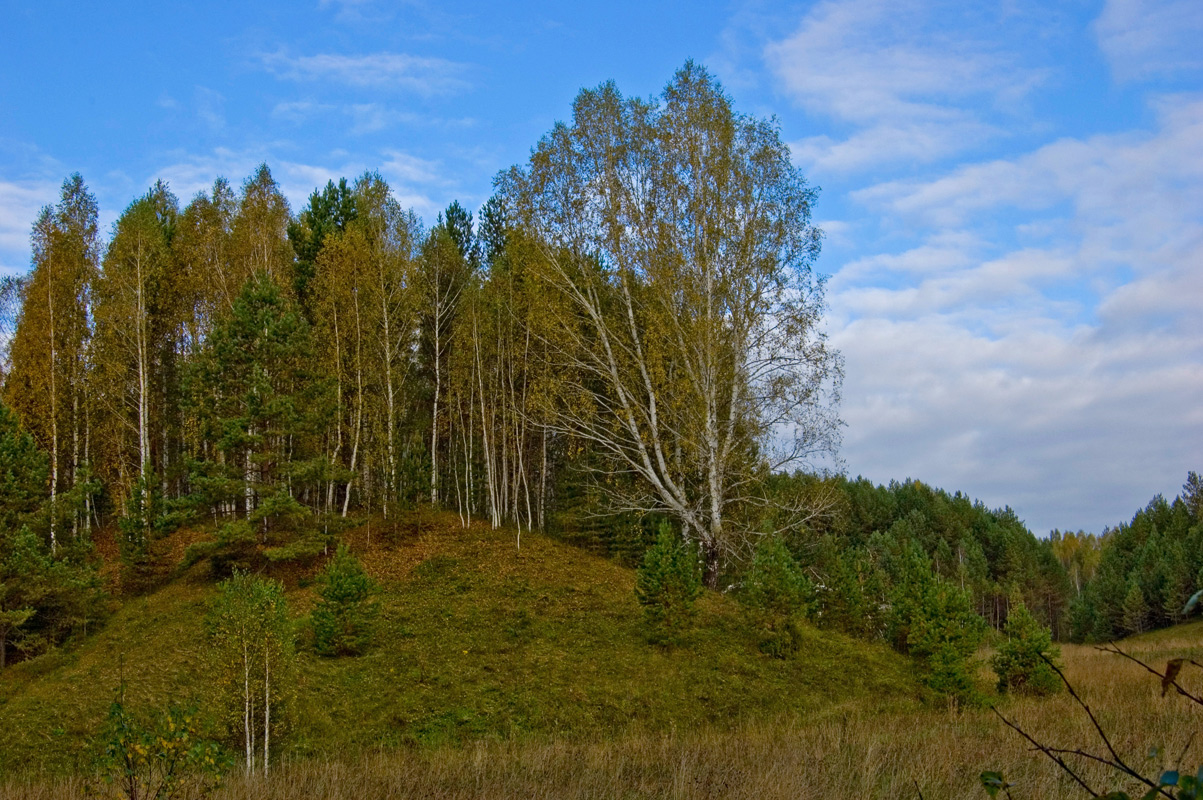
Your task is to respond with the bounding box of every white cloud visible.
[271,101,336,123]
[0,179,56,274]
[0,180,53,253]
[317,0,396,24]
[260,49,469,95]
[829,94,1203,533]
[834,310,1203,533]
[1094,0,1203,81]
[854,96,1203,232]
[270,101,474,135]
[378,150,447,217]
[347,104,420,135]
[380,150,441,185]
[790,117,998,172]
[766,0,1042,171]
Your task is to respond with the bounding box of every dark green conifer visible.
[634,522,701,644]
[312,545,379,656]
[992,588,1061,695]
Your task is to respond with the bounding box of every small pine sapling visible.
[634,522,702,644]
[992,589,1061,696]
[910,581,987,707]
[312,544,380,656]
[741,535,816,657]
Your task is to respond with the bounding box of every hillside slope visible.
[0,514,921,775]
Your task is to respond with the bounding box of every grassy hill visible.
[0,513,922,776]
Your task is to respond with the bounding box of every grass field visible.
[0,514,918,782]
[2,515,1200,798]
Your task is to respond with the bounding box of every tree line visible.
[1060,472,1203,642]
[0,61,1192,682]
[0,63,841,612]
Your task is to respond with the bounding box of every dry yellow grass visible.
[6,623,1200,800]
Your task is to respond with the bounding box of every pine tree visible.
[1121,576,1148,636]
[184,272,327,534]
[311,544,379,656]
[909,579,986,707]
[992,588,1061,695]
[635,522,702,644]
[741,535,815,656]
[0,526,102,668]
[0,402,49,533]
[288,178,357,322]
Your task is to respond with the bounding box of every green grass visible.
[0,513,922,776]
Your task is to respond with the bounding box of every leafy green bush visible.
[741,535,816,657]
[992,591,1061,696]
[312,544,379,656]
[91,691,229,800]
[634,522,701,644]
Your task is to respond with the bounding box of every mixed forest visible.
[0,63,1201,793]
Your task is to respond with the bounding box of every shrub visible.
[992,591,1061,696]
[741,535,816,657]
[312,544,379,656]
[634,522,701,644]
[91,690,229,800]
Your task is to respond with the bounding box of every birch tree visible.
[419,205,474,508]
[230,165,293,297]
[500,62,842,586]
[355,174,421,515]
[206,571,292,777]
[312,226,370,517]
[174,178,237,342]
[5,174,99,552]
[94,183,177,538]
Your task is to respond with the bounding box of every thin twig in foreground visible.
[1095,645,1203,706]
[990,706,1099,798]
[1039,654,1168,796]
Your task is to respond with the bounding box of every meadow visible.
[1,516,1198,799]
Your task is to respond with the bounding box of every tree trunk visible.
[243,639,252,775]
[263,643,270,777]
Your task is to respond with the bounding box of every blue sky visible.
[1,0,1201,535]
